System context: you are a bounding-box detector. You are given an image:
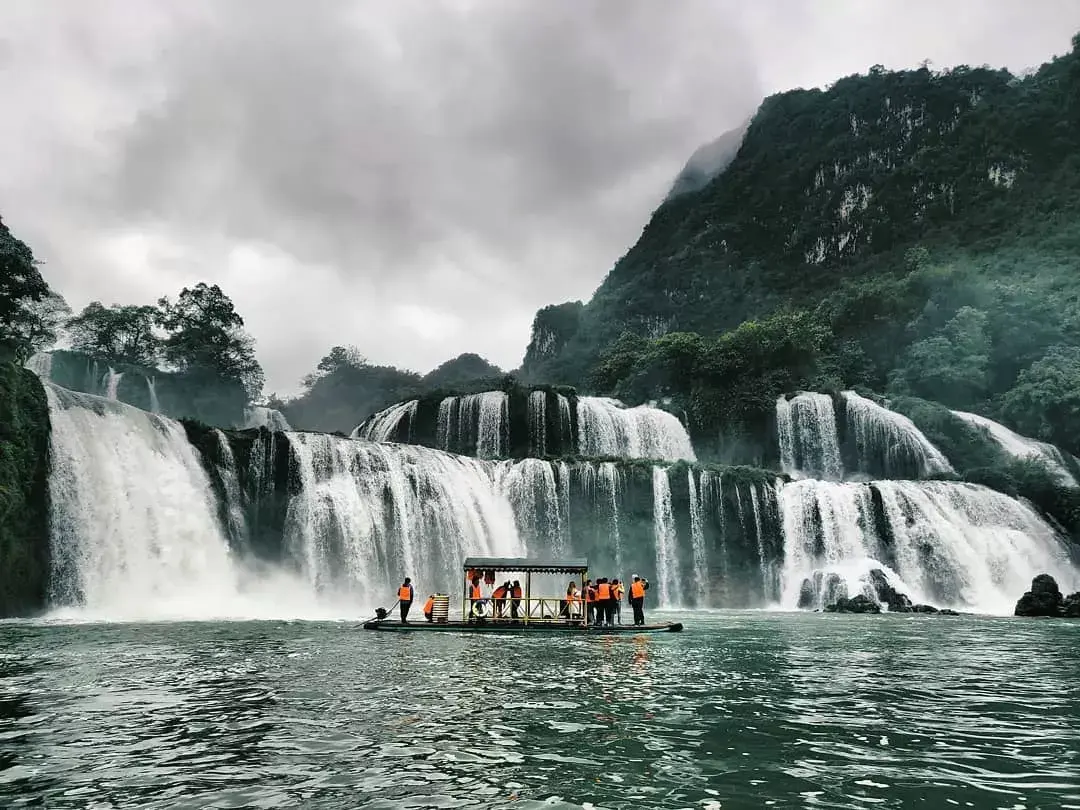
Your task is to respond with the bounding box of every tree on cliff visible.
[156,283,264,399]
[0,216,51,362]
[67,302,160,367]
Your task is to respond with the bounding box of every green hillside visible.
[523,33,1080,456]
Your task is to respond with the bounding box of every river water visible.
[1,612,1078,809]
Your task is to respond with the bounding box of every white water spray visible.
[577,397,696,461]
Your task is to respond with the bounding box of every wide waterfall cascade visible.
[494,458,565,553]
[435,391,509,458]
[776,393,843,480]
[241,406,291,432]
[652,466,681,607]
[353,399,418,441]
[779,478,1078,613]
[952,410,1078,488]
[577,396,696,462]
[43,385,331,620]
[285,433,525,602]
[841,391,954,478]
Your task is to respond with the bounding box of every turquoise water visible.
[1,612,1078,809]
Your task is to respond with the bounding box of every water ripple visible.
[0,613,1078,808]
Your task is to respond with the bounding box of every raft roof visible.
[462,557,589,574]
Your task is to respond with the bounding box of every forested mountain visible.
[522,33,1080,458]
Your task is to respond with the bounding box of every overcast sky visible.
[2,1,1078,396]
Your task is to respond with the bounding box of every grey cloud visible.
[1,1,1077,393]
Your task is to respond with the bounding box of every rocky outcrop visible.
[1014,573,1080,617]
[867,568,913,612]
[824,594,881,614]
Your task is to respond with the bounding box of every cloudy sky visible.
[2,1,1078,395]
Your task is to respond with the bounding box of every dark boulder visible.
[823,573,848,605]
[1014,573,1064,617]
[911,604,939,613]
[797,578,815,610]
[1063,592,1080,618]
[938,609,959,616]
[824,594,882,614]
[867,568,913,612]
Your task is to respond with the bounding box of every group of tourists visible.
[561,576,651,626]
[393,572,651,626]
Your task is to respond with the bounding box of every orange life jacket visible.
[585,586,596,603]
[630,581,645,599]
[398,585,412,601]
[613,584,624,600]
[511,585,522,599]
[423,596,434,614]
[566,591,579,603]
[597,583,611,600]
[466,569,478,581]
[492,586,507,599]
[470,584,482,600]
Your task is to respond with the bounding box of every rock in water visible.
[824,594,882,614]
[868,568,914,613]
[1063,593,1080,618]
[1014,573,1064,617]
[798,578,816,610]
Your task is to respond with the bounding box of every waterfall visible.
[103,368,123,400]
[952,410,1078,488]
[214,429,248,547]
[353,400,417,442]
[146,377,160,414]
[652,466,680,607]
[284,433,524,602]
[577,396,696,461]
[45,386,246,618]
[557,460,572,551]
[495,458,564,553]
[436,392,508,458]
[557,394,573,452]
[842,391,953,478]
[776,393,843,480]
[25,351,53,379]
[688,469,708,606]
[241,406,291,432]
[779,478,1078,613]
[578,461,622,572]
[528,390,547,457]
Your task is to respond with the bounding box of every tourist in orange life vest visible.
[423,594,434,622]
[492,582,509,618]
[469,577,484,621]
[584,579,597,624]
[398,577,414,622]
[629,575,649,625]
[596,578,613,625]
[510,580,523,619]
[611,579,625,624]
[561,581,580,620]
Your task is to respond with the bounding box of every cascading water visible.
[214,429,248,547]
[779,478,1078,613]
[842,391,953,478]
[652,466,681,607]
[776,393,843,480]
[354,400,418,442]
[241,406,291,432]
[146,377,160,414]
[284,433,524,602]
[528,390,547,457]
[103,368,123,401]
[25,351,53,379]
[688,469,708,606]
[952,410,1078,488]
[557,394,572,452]
[495,458,564,553]
[577,396,696,462]
[436,392,508,458]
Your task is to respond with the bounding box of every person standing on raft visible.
[629,575,649,625]
[398,577,414,622]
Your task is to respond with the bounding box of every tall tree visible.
[0,216,50,362]
[66,302,160,367]
[156,283,264,398]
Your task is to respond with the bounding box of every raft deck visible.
[361,620,683,634]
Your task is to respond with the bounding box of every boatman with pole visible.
[629,575,649,626]
[398,577,414,623]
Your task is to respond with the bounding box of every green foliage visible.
[67,302,161,367]
[889,306,990,406]
[999,345,1080,450]
[887,395,1006,471]
[0,362,50,616]
[157,283,264,400]
[0,216,51,363]
[420,353,502,390]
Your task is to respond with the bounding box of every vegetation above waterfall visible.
[0,362,50,614]
[520,33,1080,462]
